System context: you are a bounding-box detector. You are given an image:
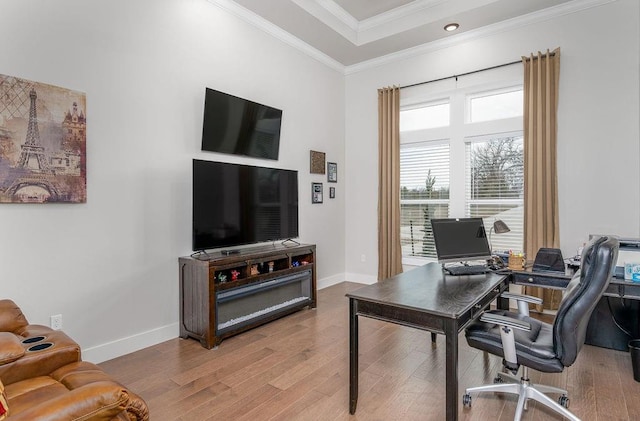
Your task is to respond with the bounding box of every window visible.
[400,101,449,131]
[468,89,523,123]
[400,80,523,264]
[400,141,450,258]
[465,134,524,253]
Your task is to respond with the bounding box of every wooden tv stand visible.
[179,243,316,349]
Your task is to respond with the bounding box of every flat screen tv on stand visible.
[192,159,299,255]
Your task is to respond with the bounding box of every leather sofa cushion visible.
[0,333,24,366]
[5,368,130,420]
[5,376,68,413]
[50,362,150,421]
[52,361,123,389]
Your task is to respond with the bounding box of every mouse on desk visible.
[487,255,506,271]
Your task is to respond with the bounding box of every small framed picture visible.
[327,162,337,182]
[329,187,335,199]
[312,182,323,204]
[310,150,326,174]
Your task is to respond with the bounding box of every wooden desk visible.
[346,263,509,421]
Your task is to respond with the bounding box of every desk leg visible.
[445,319,459,421]
[349,298,358,414]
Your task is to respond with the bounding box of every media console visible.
[179,243,316,349]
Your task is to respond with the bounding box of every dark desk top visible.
[512,268,638,284]
[346,262,508,319]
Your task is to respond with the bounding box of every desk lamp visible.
[489,219,510,253]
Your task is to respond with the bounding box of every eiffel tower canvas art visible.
[0,74,86,203]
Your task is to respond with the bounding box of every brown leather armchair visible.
[0,300,149,420]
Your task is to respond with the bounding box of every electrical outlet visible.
[50,314,63,330]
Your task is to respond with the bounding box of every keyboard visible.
[445,265,488,276]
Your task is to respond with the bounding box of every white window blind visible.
[400,142,450,258]
[465,134,524,254]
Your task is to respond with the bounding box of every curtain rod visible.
[400,60,520,90]
[399,52,556,90]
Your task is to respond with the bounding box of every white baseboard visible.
[83,323,179,364]
[317,273,347,289]
[344,272,377,285]
[318,272,376,289]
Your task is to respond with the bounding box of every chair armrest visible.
[0,330,81,385]
[500,291,543,305]
[0,333,25,365]
[479,311,531,369]
[479,312,531,331]
[500,291,543,316]
[0,300,29,333]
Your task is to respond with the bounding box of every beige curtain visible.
[377,86,403,280]
[522,48,561,311]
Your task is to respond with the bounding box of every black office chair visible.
[463,236,619,421]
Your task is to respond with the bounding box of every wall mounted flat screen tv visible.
[201,88,282,160]
[192,159,298,251]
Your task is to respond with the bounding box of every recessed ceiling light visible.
[444,23,459,32]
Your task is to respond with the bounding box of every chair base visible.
[463,368,580,421]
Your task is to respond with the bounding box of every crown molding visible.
[291,0,358,44]
[310,0,358,29]
[345,0,617,75]
[207,0,345,72]
[359,0,449,31]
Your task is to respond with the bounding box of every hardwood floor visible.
[100,282,640,420]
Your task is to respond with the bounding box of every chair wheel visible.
[493,376,504,384]
[463,393,472,407]
[558,395,569,408]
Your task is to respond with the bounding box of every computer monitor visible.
[430,217,492,263]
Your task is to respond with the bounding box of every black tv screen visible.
[201,88,282,160]
[192,159,298,251]
[430,218,491,263]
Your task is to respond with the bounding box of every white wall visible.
[344,0,640,279]
[0,0,346,362]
